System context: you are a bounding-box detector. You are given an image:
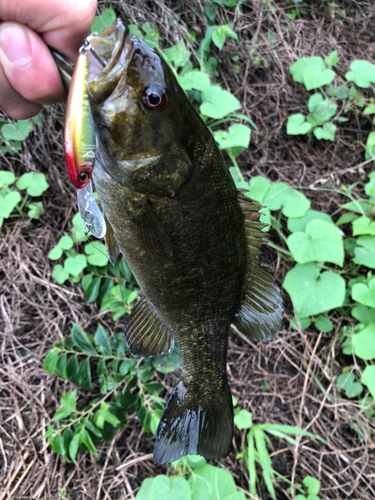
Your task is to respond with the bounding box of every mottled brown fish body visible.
[65,18,282,465]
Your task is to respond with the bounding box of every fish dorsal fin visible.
[234,191,283,342]
[130,203,173,256]
[104,214,121,265]
[124,293,174,358]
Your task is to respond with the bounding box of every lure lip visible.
[76,180,106,238]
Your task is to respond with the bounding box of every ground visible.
[1,1,375,499]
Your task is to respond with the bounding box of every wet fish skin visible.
[55,19,282,465]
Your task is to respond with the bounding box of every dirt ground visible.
[1,1,375,499]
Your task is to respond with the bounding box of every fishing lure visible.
[64,40,106,239]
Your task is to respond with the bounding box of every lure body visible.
[63,45,106,239]
[64,50,95,189]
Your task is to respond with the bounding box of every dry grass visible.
[1,1,375,498]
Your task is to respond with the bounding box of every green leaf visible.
[61,390,77,410]
[149,475,191,500]
[345,60,375,88]
[290,317,311,330]
[85,276,101,303]
[69,432,81,461]
[245,176,271,203]
[325,50,339,67]
[286,113,312,135]
[64,254,87,277]
[178,69,211,92]
[336,212,357,225]
[283,264,346,318]
[0,190,21,218]
[214,124,251,151]
[49,434,66,457]
[361,366,375,399]
[307,93,337,124]
[58,235,74,250]
[48,246,63,260]
[71,212,87,243]
[353,236,375,269]
[77,357,92,390]
[1,120,31,141]
[51,264,69,284]
[136,477,154,500]
[234,409,252,429]
[352,278,375,307]
[288,210,332,233]
[71,323,97,355]
[56,353,67,379]
[44,349,59,375]
[27,201,43,219]
[313,123,336,141]
[81,273,92,292]
[263,183,310,218]
[200,86,241,119]
[80,429,99,457]
[290,56,335,91]
[352,306,375,325]
[16,172,49,196]
[84,242,109,266]
[144,382,164,394]
[163,40,191,69]
[189,464,237,500]
[91,8,116,33]
[286,220,344,266]
[336,372,363,398]
[0,170,15,185]
[341,200,371,215]
[94,325,111,355]
[314,316,333,332]
[352,323,375,360]
[66,355,79,384]
[352,216,375,236]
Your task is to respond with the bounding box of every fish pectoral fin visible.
[104,215,121,265]
[235,191,283,342]
[154,380,233,465]
[129,202,173,256]
[124,293,174,358]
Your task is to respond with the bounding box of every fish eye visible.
[78,172,89,183]
[142,85,167,111]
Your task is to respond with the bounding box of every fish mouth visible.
[85,18,134,103]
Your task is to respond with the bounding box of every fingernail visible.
[0,23,32,68]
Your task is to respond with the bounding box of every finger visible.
[0,22,66,108]
[0,0,97,61]
[0,62,41,119]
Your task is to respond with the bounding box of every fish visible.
[55,18,283,465]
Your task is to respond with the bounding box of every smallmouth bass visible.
[56,19,282,465]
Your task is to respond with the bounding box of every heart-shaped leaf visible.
[336,372,363,398]
[214,124,251,151]
[345,60,375,88]
[85,242,109,267]
[51,264,69,284]
[1,120,32,141]
[353,236,375,269]
[64,254,87,277]
[283,263,346,318]
[149,475,191,500]
[287,210,332,233]
[352,216,375,236]
[352,278,375,307]
[27,201,44,219]
[245,176,272,203]
[352,323,375,360]
[307,94,337,124]
[303,67,336,91]
[0,170,15,186]
[286,219,344,266]
[290,56,326,83]
[200,86,241,119]
[361,366,375,399]
[352,305,375,325]
[286,113,312,135]
[189,464,237,500]
[313,123,336,141]
[178,69,211,92]
[0,190,21,218]
[16,172,49,196]
[262,183,310,218]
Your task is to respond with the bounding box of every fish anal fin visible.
[154,380,233,465]
[104,214,121,265]
[235,191,283,342]
[124,293,174,358]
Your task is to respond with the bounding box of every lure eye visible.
[142,86,167,111]
[78,172,89,184]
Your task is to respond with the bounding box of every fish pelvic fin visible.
[103,214,121,265]
[154,379,233,465]
[124,293,174,358]
[235,191,283,342]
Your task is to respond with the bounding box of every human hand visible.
[0,0,96,119]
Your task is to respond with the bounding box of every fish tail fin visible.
[154,379,233,465]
